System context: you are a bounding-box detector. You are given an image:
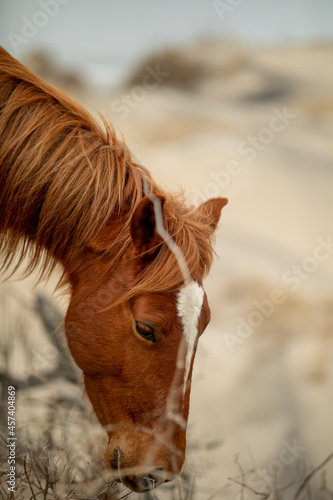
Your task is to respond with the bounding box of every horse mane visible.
[0,47,216,298]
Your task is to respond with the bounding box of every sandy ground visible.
[1,41,333,498]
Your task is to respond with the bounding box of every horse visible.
[0,47,227,493]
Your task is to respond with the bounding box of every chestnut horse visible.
[0,47,227,493]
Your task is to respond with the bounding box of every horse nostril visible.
[109,447,120,472]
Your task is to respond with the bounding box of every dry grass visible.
[0,288,125,499]
[0,286,332,499]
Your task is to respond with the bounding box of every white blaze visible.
[176,281,204,393]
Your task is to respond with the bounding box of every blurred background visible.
[0,1,333,498]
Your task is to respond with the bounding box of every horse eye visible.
[135,321,156,343]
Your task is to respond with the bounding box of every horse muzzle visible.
[106,442,183,493]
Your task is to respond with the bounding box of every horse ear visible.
[130,195,165,254]
[198,197,228,232]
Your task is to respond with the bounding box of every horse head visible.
[64,195,227,492]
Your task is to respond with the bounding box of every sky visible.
[1,0,333,67]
